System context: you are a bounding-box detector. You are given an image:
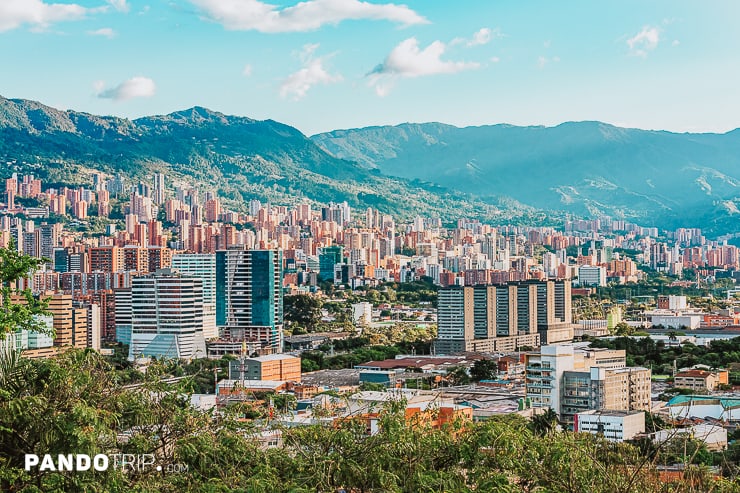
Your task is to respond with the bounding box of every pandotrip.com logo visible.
[25,454,189,473]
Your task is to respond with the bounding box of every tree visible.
[283,294,323,332]
[470,359,498,382]
[667,330,679,344]
[358,382,387,392]
[529,408,559,436]
[446,366,470,386]
[613,322,634,336]
[0,245,50,338]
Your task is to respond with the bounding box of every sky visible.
[2,0,740,135]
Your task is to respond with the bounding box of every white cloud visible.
[627,26,660,57]
[672,39,680,46]
[490,56,500,63]
[242,64,253,76]
[297,43,320,62]
[451,27,502,47]
[190,0,427,32]
[376,38,480,77]
[96,76,156,101]
[0,0,90,32]
[280,45,342,100]
[88,27,116,38]
[106,0,129,13]
[471,28,494,46]
[367,37,480,95]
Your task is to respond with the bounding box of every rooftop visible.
[217,380,286,390]
[674,369,722,378]
[667,395,740,409]
[247,354,300,362]
[577,409,644,418]
[300,369,361,387]
[356,356,481,371]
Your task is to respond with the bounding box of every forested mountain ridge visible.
[313,122,740,233]
[0,96,529,224]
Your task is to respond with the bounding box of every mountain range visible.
[1,94,740,234]
[312,122,740,234]
[0,96,507,225]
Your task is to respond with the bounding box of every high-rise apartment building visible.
[171,253,218,339]
[5,177,17,209]
[153,173,165,205]
[89,246,123,272]
[114,287,132,345]
[128,269,206,360]
[434,280,573,353]
[216,248,283,352]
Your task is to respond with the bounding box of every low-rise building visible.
[216,379,290,399]
[574,410,646,441]
[229,354,301,382]
[652,424,728,451]
[526,345,650,426]
[673,369,729,392]
[666,395,740,421]
[343,391,473,433]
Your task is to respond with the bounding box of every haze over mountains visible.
[312,122,740,234]
[2,94,740,234]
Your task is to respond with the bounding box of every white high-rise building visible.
[171,253,218,339]
[577,265,607,287]
[543,252,559,278]
[525,345,651,427]
[128,269,206,360]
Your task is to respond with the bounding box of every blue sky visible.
[2,0,739,135]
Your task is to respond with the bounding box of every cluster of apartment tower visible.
[0,169,722,434]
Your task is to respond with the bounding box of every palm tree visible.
[667,330,679,345]
[530,408,559,436]
[0,342,32,398]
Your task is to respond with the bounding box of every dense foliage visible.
[0,245,50,338]
[1,348,739,492]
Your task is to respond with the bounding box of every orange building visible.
[230,354,302,382]
[674,369,729,391]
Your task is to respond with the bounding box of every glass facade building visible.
[215,248,283,351]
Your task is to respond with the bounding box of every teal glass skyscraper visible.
[318,245,343,282]
[216,248,283,351]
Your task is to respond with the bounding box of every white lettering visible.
[57,454,74,471]
[39,455,56,472]
[24,455,39,471]
[93,454,109,471]
[76,454,91,471]
[140,454,155,470]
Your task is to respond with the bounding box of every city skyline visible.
[2,1,740,135]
